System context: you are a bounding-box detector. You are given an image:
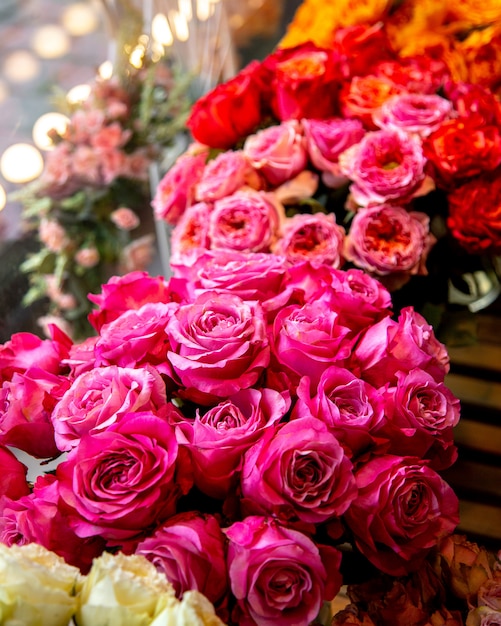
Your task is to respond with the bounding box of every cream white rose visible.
[151,590,226,626]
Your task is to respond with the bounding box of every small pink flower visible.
[122,149,151,181]
[110,207,140,230]
[90,122,131,150]
[72,145,102,185]
[119,235,155,273]
[100,147,128,184]
[39,219,70,253]
[74,247,100,268]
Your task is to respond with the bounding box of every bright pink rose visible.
[136,511,228,612]
[152,150,208,224]
[373,93,453,137]
[292,367,386,459]
[195,150,260,202]
[208,190,281,253]
[170,201,212,268]
[0,475,105,573]
[51,365,167,451]
[344,455,460,576]
[225,515,342,626]
[352,306,450,387]
[302,117,365,187]
[64,336,98,378]
[0,367,70,458]
[94,302,177,374]
[88,271,172,332]
[376,368,460,470]
[339,129,428,207]
[243,121,307,187]
[273,212,345,267]
[174,387,287,498]
[166,292,270,405]
[0,445,30,499]
[344,205,435,290]
[57,413,192,542]
[241,417,357,524]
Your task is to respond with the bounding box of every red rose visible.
[447,171,501,254]
[340,75,403,129]
[186,61,267,149]
[333,23,395,79]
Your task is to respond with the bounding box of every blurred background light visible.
[0,143,44,184]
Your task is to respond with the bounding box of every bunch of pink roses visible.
[153,25,501,321]
[0,261,461,625]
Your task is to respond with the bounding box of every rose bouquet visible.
[152,23,501,341]
[0,260,461,625]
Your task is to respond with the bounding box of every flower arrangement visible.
[0,260,461,625]
[152,25,501,338]
[15,50,192,339]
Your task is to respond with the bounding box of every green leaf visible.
[20,249,56,274]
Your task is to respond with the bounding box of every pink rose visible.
[302,117,365,187]
[136,511,228,612]
[241,417,357,524]
[273,212,345,268]
[64,336,98,378]
[110,207,140,230]
[344,455,460,576]
[225,515,342,626]
[90,121,131,149]
[208,190,281,253]
[119,234,155,273]
[339,129,428,207]
[466,606,501,625]
[0,445,30,500]
[88,271,172,332]
[195,150,260,202]
[243,120,307,187]
[344,205,435,290]
[372,93,453,138]
[51,365,167,451]
[40,143,73,189]
[292,366,385,459]
[57,413,192,542]
[170,202,212,268]
[94,302,177,374]
[376,368,460,470]
[352,306,450,387]
[72,144,102,184]
[74,246,100,268]
[152,149,208,224]
[174,387,287,498]
[0,367,70,458]
[166,292,270,405]
[39,218,70,253]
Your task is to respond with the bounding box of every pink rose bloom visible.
[174,387,287,498]
[208,190,281,253]
[68,109,105,143]
[40,143,73,188]
[94,302,177,374]
[39,218,70,253]
[90,121,131,149]
[344,205,435,290]
[99,147,128,184]
[0,367,70,458]
[57,413,192,542]
[195,150,260,202]
[51,364,167,451]
[170,202,212,269]
[292,366,386,459]
[376,368,460,470]
[119,234,155,273]
[478,578,501,612]
[122,148,151,181]
[273,212,345,267]
[302,117,365,187]
[466,606,501,625]
[352,306,450,387]
[339,129,428,207]
[75,246,100,268]
[136,511,228,612]
[72,144,102,185]
[344,455,460,576]
[110,207,140,230]
[0,475,105,573]
[63,336,98,378]
[0,445,30,500]
[373,93,453,138]
[88,271,171,332]
[241,417,357,524]
[166,291,270,405]
[243,120,307,187]
[152,150,208,224]
[225,515,342,626]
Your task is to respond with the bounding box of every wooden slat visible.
[452,420,501,456]
[455,501,501,544]
[445,374,501,412]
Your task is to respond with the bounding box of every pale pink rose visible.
[272,170,319,205]
[74,246,100,268]
[344,455,459,576]
[99,147,128,184]
[0,445,30,499]
[195,150,260,202]
[110,207,140,230]
[170,202,212,269]
[119,234,155,272]
[45,276,78,310]
[90,121,131,149]
[241,417,357,524]
[122,148,151,181]
[225,516,342,626]
[106,100,129,119]
[466,606,501,626]
[51,364,167,451]
[136,512,229,616]
[273,212,345,267]
[40,144,73,188]
[208,190,281,253]
[174,387,287,498]
[344,205,436,290]
[166,291,270,405]
[68,109,106,143]
[302,117,365,187]
[243,120,308,186]
[152,150,208,224]
[72,144,102,184]
[373,93,453,137]
[39,218,70,253]
[56,413,192,542]
[339,129,427,206]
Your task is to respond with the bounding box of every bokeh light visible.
[0,144,44,184]
[32,112,70,150]
[3,50,40,83]
[61,2,100,36]
[31,25,71,59]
